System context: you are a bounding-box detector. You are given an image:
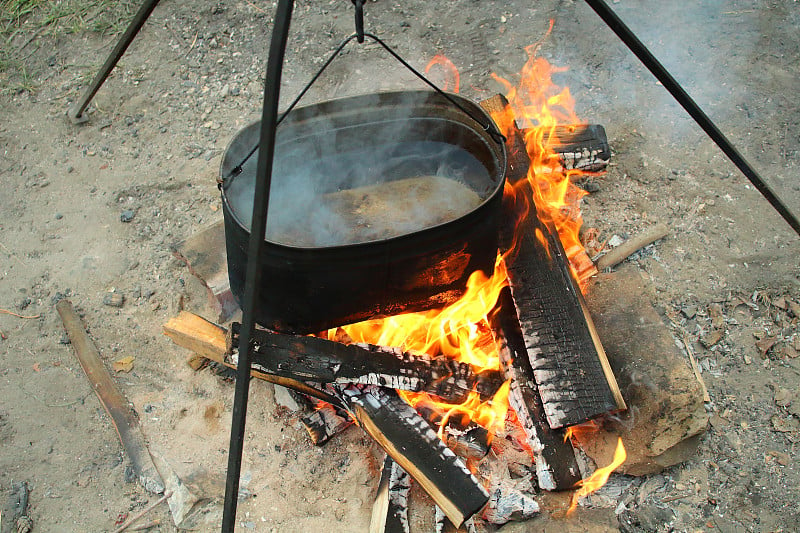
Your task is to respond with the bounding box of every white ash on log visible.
[481,479,539,525]
[434,506,478,533]
[491,288,582,491]
[340,386,489,528]
[370,457,411,533]
[228,324,505,402]
[536,124,610,173]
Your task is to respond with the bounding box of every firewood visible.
[479,94,610,173]
[444,424,491,461]
[490,288,582,491]
[57,299,164,494]
[370,457,411,533]
[300,403,353,446]
[594,223,669,271]
[229,324,505,402]
[163,311,341,406]
[341,386,489,528]
[496,119,625,430]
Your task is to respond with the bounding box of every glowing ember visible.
[567,437,627,513]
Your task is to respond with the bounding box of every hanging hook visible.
[352,0,365,43]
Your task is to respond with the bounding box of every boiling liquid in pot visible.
[228,140,492,247]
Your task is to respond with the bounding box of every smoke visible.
[222,93,497,247]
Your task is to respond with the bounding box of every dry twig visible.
[0,309,40,319]
[595,223,669,271]
[113,491,172,533]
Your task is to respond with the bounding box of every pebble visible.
[120,210,135,223]
[103,292,125,308]
[54,213,63,220]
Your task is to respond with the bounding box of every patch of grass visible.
[0,0,136,91]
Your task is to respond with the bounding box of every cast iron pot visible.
[220,90,507,334]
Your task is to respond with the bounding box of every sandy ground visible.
[1,0,798,531]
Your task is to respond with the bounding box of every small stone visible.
[220,84,230,98]
[774,388,793,408]
[16,297,31,310]
[771,415,800,433]
[681,304,697,319]
[54,213,63,220]
[59,333,71,345]
[103,292,125,308]
[230,87,240,96]
[120,210,135,223]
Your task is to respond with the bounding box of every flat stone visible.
[581,265,708,476]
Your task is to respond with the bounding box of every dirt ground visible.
[1,0,798,531]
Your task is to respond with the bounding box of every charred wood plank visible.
[370,457,411,533]
[163,312,340,406]
[300,403,352,446]
[341,386,489,528]
[491,287,581,491]
[229,324,505,402]
[479,94,610,174]
[501,185,625,428]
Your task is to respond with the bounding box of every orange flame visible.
[425,54,460,93]
[490,21,597,289]
[567,437,627,513]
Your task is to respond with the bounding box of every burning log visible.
[300,403,353,446]
[340,386,489,528]
[163,311,340,405]
[486,94,625,430]
[479,94,610,174]
[444,424,491,462]
[370,457,411,533]
[228,324,505,402]
[502,193,625,429]
[491,287,581,491]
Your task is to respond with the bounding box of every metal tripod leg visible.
[67,0,162,124]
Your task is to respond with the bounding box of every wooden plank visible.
[57,299,164,494]
[300,404,352,446]
[490,288,582,491]
[342,386,489,528]
[370,457,411,533]
[163,312,340,406]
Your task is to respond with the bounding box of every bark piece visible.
[57,299,164,494]
[580,265,709,475]
[171,221,238,322]
[300,403,352,446]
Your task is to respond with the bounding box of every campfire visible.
[165,41,632,530]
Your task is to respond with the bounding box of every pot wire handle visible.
[224,33,506,182]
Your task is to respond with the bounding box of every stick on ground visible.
[56,299,164,494]
[595,223,669,271]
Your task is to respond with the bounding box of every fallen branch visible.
[56,299,164,494]
[595,224,669,271]
[113,491,172,533]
